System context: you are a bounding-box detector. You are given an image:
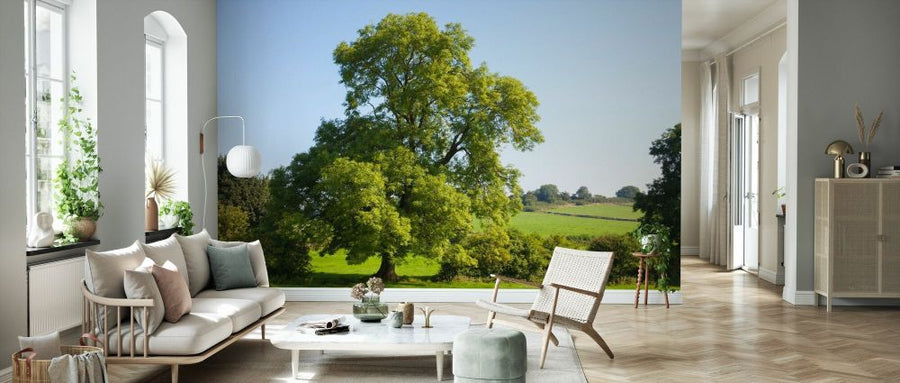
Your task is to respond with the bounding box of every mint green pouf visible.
[453,328,527,383]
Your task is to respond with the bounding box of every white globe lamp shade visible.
[226,145,261,178]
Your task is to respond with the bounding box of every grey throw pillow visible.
[209,239,269,287]
[18,331,61,359]
[206,244,257,291]
[174,229,212,296]
[124,269,165,335]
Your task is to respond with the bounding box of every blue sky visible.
[218,0,681,197]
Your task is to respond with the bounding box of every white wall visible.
[0,0,28,371]
[681,61,701,255]
[793,0,900,296]
[730,26,787,283]
[96,0,218,249]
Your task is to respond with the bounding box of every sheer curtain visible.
[703,54,734,269]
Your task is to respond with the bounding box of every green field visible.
[547,203,641,220]
[286,203,643,288]
[508,211,637,237]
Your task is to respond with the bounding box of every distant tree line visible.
[520,184,640,210]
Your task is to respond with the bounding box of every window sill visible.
[26,239,100,266]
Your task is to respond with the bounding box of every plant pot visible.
[146,197,159,231]
[72,217,96,242]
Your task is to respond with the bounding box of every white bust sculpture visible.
[27,212,54,248]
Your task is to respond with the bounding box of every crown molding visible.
[698,0,787,62]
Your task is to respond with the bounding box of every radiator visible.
[28,257,84,336]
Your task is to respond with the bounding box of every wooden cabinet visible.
[815,178,900,311]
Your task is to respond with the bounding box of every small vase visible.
[353,295,388,322]
[398,302,414,325]
[387,311,403,328]
[146,197,159,231]
[859,152,871,178]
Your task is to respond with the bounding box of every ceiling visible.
[682,0,780,52]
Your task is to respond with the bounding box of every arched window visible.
[144,11,188,201]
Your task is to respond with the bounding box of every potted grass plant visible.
[145,159,176,231]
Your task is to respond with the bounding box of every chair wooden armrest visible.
[549,283,601,298]
[82,283,154,307]
[490,274,543,288]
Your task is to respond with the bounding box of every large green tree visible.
[634,123,681,286]
[270,13,542,280]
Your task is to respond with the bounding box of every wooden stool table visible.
[632,252,669,308]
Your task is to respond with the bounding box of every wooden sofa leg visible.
[171,364,179,383]
[261,324,266,339]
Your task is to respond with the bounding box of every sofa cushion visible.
[107,312,232,356]
[209,239,269,287]
[191,298,261,333]
[151,265,192,323]
[84,241,146,297]
[175,230,212,297]
[124,269,165,335]
[195,288,285,316]
[140,236,190,288]
[84,241,146,327]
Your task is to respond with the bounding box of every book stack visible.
[298,316,350,335]
[877,166,900,178]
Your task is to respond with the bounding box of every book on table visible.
[297,316,349,335]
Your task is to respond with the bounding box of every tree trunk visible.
[375,254,399,282]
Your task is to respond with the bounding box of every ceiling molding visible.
[682,49,703,62]
[699,0,786,61]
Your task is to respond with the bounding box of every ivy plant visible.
[160,200,194,236]
[54,74,102,242]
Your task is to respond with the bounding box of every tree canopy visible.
[574,186,592,200]
[615,185,640,199]
[268,13,542,280]
[535,184,560,203]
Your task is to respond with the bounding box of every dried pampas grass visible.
[854,104,884,150]
[146,159,176,200]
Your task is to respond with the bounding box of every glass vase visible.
[352,295,389,322]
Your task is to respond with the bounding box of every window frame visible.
[145,34,166,162]
[24,0,69,223]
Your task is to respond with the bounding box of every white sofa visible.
[80,230,285,382]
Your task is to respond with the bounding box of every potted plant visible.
[55,75,102,243]
[145,159,176,231]
[772,187,786,216]
[854,104,883,175]
[159,200,194,235]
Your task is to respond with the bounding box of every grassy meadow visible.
[286,203,643,289]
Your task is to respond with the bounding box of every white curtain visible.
[706,54,734,269]
[698,62,713,261]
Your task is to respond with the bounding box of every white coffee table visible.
[271,314,471,381]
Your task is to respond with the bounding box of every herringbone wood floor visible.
[277,256,900,382]
[117,255,900,382]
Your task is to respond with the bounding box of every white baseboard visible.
[782,288,816,305]
[0,367,10,383]
[758,267,784,285]
[680,245,699,255]
[280,287,682,305]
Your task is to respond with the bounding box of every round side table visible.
[632,252,670,309]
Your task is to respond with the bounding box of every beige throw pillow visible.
[123,269,165,335]
[209,239,270,287]
[18,331,61,359]
[141,236,190,289]
[174,230,212,296]
[84,241,146,327]
[150,264,192,323]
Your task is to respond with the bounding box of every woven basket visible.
[11,334,104,383]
